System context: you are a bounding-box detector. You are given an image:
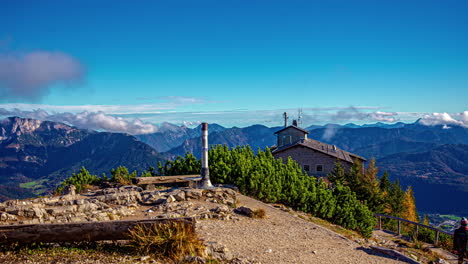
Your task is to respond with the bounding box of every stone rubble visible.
[0,185,240,225]
[0,184,261,263]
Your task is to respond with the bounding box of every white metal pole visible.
[200,122,213,188]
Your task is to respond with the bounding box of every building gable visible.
[274,126,309,147]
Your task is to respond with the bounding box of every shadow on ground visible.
[355,247,403,262]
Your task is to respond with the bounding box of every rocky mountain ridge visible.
[0,117,165,200]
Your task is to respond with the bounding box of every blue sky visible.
[1,0,467,132]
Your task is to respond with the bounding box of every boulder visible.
[205,242,233,262]
[234,206,253,217]
[166,195,176,203]
[77,203,99,213]
[211,205,230,214]
[185,189,204,199]
[62,185,76,196]
[140,193,166,205]
[0,212,18,221]
[174,190,186,201]
[222,197,236,207]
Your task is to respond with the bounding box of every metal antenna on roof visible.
[283,112,288,127]
[297,108,303,126]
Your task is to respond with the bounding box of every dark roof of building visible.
[271,138,366,163]
[274,125,310,135]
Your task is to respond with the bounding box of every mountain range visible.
[1,116,467,216]
[0,117,165,199]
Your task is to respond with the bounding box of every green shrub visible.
[55,167,100,194]
[160,145,376,238]
[110,166,137,185]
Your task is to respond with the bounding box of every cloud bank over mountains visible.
[419,111,468,128]
[0,106,466,135]
[329,107,398,123]
[0,108,158,135]
[0,51,85,101]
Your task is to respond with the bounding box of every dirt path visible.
[197,194,407,264]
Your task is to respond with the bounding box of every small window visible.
[316,165,323,172]
[304,165,310,172]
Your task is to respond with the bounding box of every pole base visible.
[200,168,213,188]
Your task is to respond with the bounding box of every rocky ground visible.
[0,184,458,263]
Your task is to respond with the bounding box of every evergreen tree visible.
[388,179,405,217]
[379,172,393,214]
[379,172,391,194]
[359,158,384,213]
[327,161,346,185]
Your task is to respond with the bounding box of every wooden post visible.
[397,220,401,235]
[378,216,382,230]
[0,217,195,244]
[415,225,419,239]
[435,231,440,246]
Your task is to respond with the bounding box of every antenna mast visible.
[298,108,303,126]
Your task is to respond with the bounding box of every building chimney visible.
[283,112,288,127]
[292,119,298,126]
[200,123,213,188]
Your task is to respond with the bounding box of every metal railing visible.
[375,213,453,246]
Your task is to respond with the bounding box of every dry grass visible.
[128,221,205,260]
[251,209,266,219]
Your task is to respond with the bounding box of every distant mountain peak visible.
[6,116,44,133]
[1,116,80,139]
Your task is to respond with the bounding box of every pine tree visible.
[327,161,346,185]
[388,179,405,217]
[379,172,391,194]
[359,158,384,213]
[379,172,393,214]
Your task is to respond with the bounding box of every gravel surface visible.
[197,194,407,264]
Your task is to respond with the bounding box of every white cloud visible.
[329,107,399,123]
[419,111,468,128]
[322,124,340,141]
[0,51,85,100]
[0,108,158,135]
[0,96,209,115]
[318,108,399,140]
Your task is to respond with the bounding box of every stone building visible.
[271,123,365,176]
